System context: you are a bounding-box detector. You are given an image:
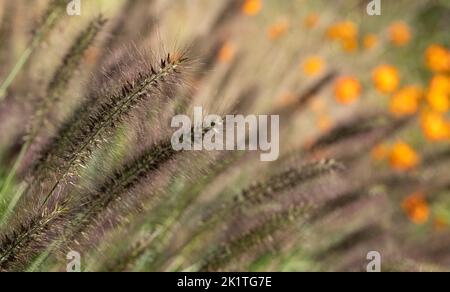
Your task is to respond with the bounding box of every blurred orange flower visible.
[302,56,325,77]
[388,21,411,47]
[327,20,358,41]
[218,41,237,64]
[372,64,400,94]
[242,0,262,16]
[426,75,449,113]
[363,33,378,50]
[326,20,359,53]
[425,44,450,73]
[304,12,319,29]
[402,193,430,224]
[333,76,362,105]
[420,110,450,141]
[341,38,358,53]
[429,74,450,92]
[389,85,423,117]
[267,19,289,40]
[389,141,420,171]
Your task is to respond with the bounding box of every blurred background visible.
[0,0,449,272]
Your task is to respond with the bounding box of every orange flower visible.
[402,192,430,224]
[218,41,237,64]
[426,75,449,113]
[372,64,400,94]
[326,20,359,53]
[388,21,411,47]
[427,89,449,113]
[326,20,358,41]
[425,44,450,73]
[363,33,378,50]
[334,76,362,105]
[304,12,319,29]
[429,74,450,93]
[302,56,325,77]
[420,110,450,141]
[389,85,423,117]
[371,144,389,161]
[389,141,420,171]
[242,0,262,16]
[341,37,358,53]
[267,19,289,40]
